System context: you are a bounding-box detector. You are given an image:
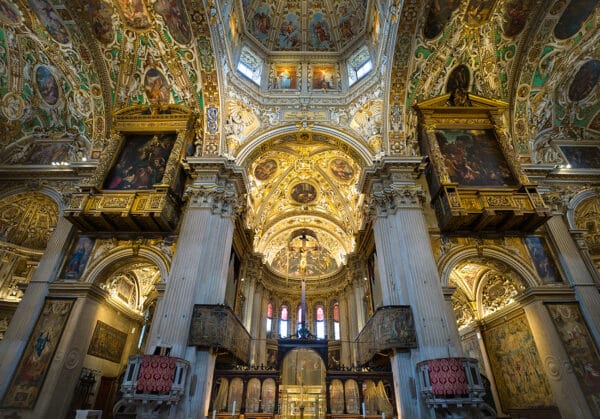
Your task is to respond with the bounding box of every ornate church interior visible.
[0,0,599,418]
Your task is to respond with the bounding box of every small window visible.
[280,304,289,337]
[348,46,372,86]
[237,47,263,85]
[316,305,325,339]
[297,305,303,332]
[333,302,340,341]
[266,301,273,333]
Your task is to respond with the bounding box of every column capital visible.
[365,184,425,217]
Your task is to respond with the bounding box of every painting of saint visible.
[568,60,600,102]
[329,158,354,180]
[338,3,358,41]
[1,299,74,408]
[559,145,600,169]
[60,236,95,280]
[554,0,598,40]
[291,183,317,204]
[155,0,191,45]
[0,0,22,25]
[312,66,336,90]
[144,68,170,104]
[502,0,532,37]
[278,13,300,49]
[103,133,175,190]
[252,3,272,42]
[446,64,470,94]
[116,0,151,30]
[435,129,516,187]
[28,0,70,44]
[254,159,277,181]
[309,13,331,49]
[274,66,297,89]
[86,0,114,43]
[35,65,60,106]
[524,237,560,283]
[464,0,497,27]
[423,0,461,39]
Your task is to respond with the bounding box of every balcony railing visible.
[120,354,190,404]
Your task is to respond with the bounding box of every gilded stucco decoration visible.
[97,262,160,313]
[0,192,58,250]
[575,195,600,262]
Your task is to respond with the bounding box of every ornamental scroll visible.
[189,304,251,364]
[415,93,550,233]
[355,305,417,365]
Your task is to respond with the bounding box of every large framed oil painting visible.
[60,236,95,280]
[435,129,516,187]
[547,303,600,415]
[103,133,175,190]
[273,65,298,90]
[524,236,561,283]
[87,320,128,363]
[559,145,600,169]
[2,298,74,409]
[312,65,337,90]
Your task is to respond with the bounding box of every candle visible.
[382,413,385,419]
[212,410,216,419]
[362,402,366,417]
[232,401,236,417]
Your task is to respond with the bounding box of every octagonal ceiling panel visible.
[242,0,368,53]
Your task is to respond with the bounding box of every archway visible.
[280,349,326,419]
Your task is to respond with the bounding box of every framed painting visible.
[2,298,74,409]
[273,65,298,90]
[524,236,561,283]
[60,236,95,280]
[435,129,516,187]
[87,321,128,363]
[311,65,337,90]
[559,145,600,169]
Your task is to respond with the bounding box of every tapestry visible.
[427,358,469,396]
[136,355,176,393]
[87,320,128,363]
[483,313,553,411]
[1,298,74,409]
[547,303,600,417]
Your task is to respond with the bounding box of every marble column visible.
[0,216,75,398]
[145,162,245,418]
[338,290,351,366]
[523,299,593,418]
[361,159,463,418]
[545,215,600,347]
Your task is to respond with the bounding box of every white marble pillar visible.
[546,215,600,347]
[0,216,75,398]
[523,300,593,418]
[338,290,351,366]
[249,281,263,365]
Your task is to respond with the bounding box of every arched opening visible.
[279,349,326,419]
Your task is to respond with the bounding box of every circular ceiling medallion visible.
[291,182,317,204]
[329,158,354,180]
[254,159,277,181]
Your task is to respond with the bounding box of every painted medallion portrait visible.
[312,66,336,90]
[423,0,460,39]
[155,0,191,45]
[0,0,23,25]
[35,65,60,106]
[568,60,600,102]
[274,66,298,89]
[116,0,151,30]
[435,129,516,187]
[28,0,70,44]
[329,158,354,181]
[291,183,317,204]
[144,68,170,104]
[554,0,598,40]
[86,0,114,43]
[254,159,278,181]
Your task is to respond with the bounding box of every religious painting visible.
[291,182,317,204]
[87,321,128,363]
[435,129,516,187]
[274,66,298,90]
[524,236,561,283]
[60,236,95,280]
[24,142,70,164]
[261,378,276,413]
[446,64,470,94]
[254,158,277,181]
[338,3,359,42]
[568,60,600,102]
[547,303,600,416]
[309,13,331,49]
[155,0,191,45]
[312,65,336,90]
[554,0,598,40]
[423,0,460,39]
[116,0,151,30]
[560,145,600,169]
[1,298,74,409]
[251,3,272,42]
[328,348,341,368]
[464,0,497,27]
[35,65,60,106]
[86,0,114,43]
[483,314,553,411]
[502,0,532,37]
[245,378,261,413]
[103,133,175,190]
[329,158,355,180]
[278,13,300,49]
[144,68,170,104]
[0,0,22,25]
[28,0,70,44]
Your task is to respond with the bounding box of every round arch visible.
[566,188,599,230]
[0,185,65,213]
